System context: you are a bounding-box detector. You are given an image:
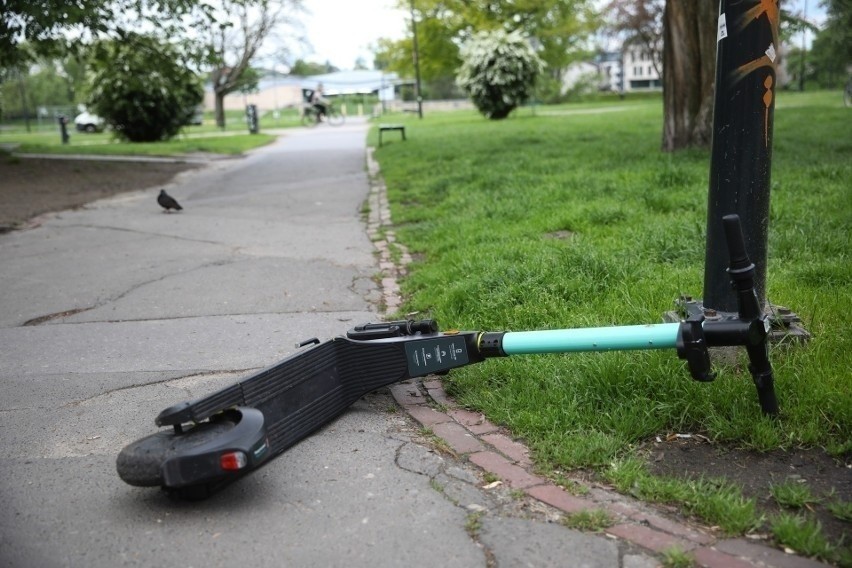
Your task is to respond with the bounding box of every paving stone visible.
[606,502,643,519]
[588,487,626,503]
[396,441,444,477]
[445,466,478,484]
[469,451,545,489]
[693,547,758,568]
[715,539,828,568]
[406,405,453,427]
[623,554,663,568]
[526,484,596,514]
[432,422,485,454]
[606,523,698,554]
[630,512,715,545]
[479,517,620,568]
[389,382,425,407]
[433,473,494,511]
[448,408,499,435]
[424,383,453,406]
[480,432,531,465]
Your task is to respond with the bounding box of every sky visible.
[298,0,409,70]
[294,0,827,72]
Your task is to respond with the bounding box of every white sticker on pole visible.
[765,43,777,62]
[717,13,728,42]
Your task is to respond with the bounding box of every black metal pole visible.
[58,115,70,144]
[703,0,780,313]
[409,0,423,119]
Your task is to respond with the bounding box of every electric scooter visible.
[117,214,777,499]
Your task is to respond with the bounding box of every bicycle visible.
[301,103,345,127]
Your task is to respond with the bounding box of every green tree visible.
[353,57,369,70]
[234,66,262,95]
[289,59,338,76]
[205,0,302,128]
[808,0,851,88]
[372,15,462,98]
[22,55,88,109]
[87,35,203,142]
[373,0,594,99]
[446,0,597,80]
[456,29,544,119]
[1,0,204,67]
[605,0,664,77]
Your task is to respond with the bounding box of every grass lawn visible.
[7,133,278,156]
[372,90,851,558]
[0,108,293,156]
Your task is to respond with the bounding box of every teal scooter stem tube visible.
[501,323,681,355]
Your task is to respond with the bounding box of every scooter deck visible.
[157,339,404,459]
[155,331,482,460]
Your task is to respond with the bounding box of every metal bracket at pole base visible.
[664,296,811,344]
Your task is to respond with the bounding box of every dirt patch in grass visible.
[0,155,201,232]
[645,437,851,546]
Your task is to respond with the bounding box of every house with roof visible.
[563,43,662,94]
[204,70,402,113]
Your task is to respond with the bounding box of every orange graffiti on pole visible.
[730,0,781,146]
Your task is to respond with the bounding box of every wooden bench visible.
[378,124,406,147]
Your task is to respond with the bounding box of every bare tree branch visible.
[204,0,303,127]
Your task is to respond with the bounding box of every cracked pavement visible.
[0,119,658,567]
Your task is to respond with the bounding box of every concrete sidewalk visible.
[0,119,815,568]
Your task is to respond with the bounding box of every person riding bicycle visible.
[309,83,329,122]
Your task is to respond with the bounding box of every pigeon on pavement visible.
[157,190,183,212]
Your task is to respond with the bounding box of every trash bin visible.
[246,104,259,134]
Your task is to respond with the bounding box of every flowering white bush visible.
[456,29,544,119]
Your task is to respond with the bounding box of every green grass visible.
[605,457,762,535]
[560,508,614,532]
[660,547,695,568]
[770,513,838,563]
[770,480,820,509]
[373,89,851,541]
[827,499,852,522]
[465,511,484,536]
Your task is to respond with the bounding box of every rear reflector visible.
[220,451,248,471]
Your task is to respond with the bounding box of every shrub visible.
[456,29,544,120]
[87,35,203,142]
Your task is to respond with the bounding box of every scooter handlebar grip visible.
[722,214,753,273]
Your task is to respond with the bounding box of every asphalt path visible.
[0,118,654,568]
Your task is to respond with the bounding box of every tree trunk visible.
[16,71,32,133]
[214,90,226,130]
[661,0,717,151]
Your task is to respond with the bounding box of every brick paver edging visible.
[365,148,828,568]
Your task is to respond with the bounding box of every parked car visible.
[187,106,204,126]
[74,111,105,133]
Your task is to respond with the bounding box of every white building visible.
[561,61,600,93]
[595,51,623,92]
[592,43,662,93]
[621,44,662,91]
